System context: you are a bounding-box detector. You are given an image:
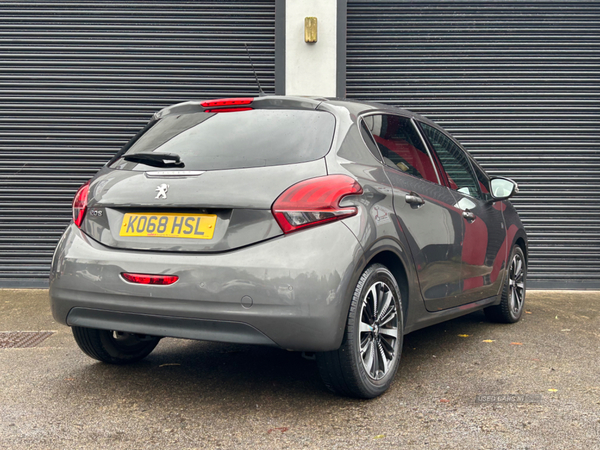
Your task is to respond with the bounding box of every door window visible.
[419,122,482,199]
[363,114,440,184]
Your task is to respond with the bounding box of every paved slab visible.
[1,289,599,449]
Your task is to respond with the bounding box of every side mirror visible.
[490,177,519,200]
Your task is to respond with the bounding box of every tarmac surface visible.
[1,289,599,449]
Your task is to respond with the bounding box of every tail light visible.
[121,273,179,285]
[72,181,90,228]
[272,175,363,234]
[201,97,254,113]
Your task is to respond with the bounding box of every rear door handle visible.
[405,192,425,207]
[462,210,476,221]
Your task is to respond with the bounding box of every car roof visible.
[262,96,434,125]
[320,98,437,125]
[156,95,436,126]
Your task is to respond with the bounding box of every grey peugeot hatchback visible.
[50,96,527,399]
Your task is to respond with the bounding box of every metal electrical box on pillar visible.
[305,17,317,43]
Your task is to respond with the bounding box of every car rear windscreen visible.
[111,109,336,171]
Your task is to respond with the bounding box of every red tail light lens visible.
[272,175,363,234]
[72,181,90,228]
[121,273,179,285]
[201,98,254,108]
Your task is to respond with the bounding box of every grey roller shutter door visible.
[347,0,600,289]
[0,1,275,287]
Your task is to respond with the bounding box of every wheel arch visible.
[515,236,527,263]
[335,236,419,349]
[359,243,414,328]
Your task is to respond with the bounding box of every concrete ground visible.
[0,289,598,450]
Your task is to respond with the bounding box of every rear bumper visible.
[49,223,363,351]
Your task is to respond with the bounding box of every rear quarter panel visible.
[321,103,428,333]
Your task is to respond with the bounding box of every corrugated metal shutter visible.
[0,0,275,288]
[346,0,600,289]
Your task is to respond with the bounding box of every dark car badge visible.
[155,184,169,199]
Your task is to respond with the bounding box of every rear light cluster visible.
[201,97,254,113]
[121,273,179,285]
[272,175,363,234]
[72,181,90,228]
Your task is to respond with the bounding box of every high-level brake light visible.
[201,98,254,110]
[272,175,363,234]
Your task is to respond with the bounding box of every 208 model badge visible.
[155,184,169,199]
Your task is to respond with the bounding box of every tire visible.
[316,263,404,399]
[484,245,527,323]
[72,326,161,364]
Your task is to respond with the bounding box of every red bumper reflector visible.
[121,273,179,285]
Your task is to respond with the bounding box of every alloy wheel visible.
[509,253,525,316]
[359,281,399,380]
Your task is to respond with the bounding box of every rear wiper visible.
[123,152,184,168]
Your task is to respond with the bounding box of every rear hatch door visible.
[81,108,335,252]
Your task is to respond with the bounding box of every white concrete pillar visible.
[276,0,345,98]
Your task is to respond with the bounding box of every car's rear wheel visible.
[485,245,526,323]
[72,326,160,364]
[317,263,403,399]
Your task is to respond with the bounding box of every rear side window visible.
[359,118,382,161]
[363,114,440,184]
[111,109,336,171]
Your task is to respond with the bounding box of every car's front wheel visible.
[485,245,526,323]
[72,327,161,364]
[317,263,403,399]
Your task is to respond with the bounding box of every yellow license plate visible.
[120,213,217,239]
